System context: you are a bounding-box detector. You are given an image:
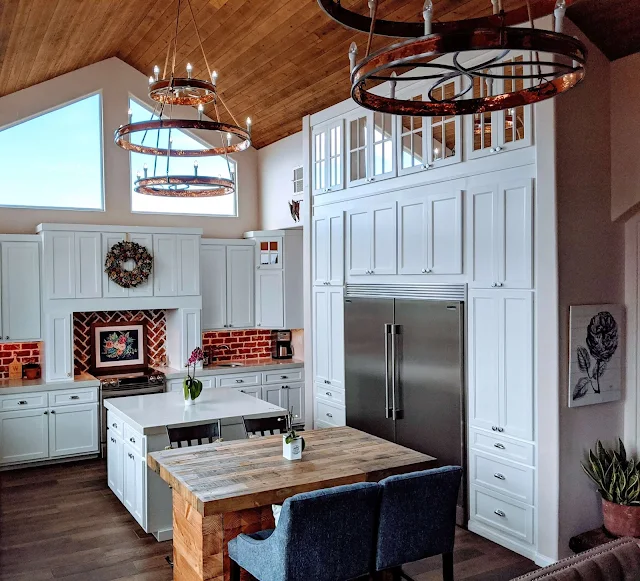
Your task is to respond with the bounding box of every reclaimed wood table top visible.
[148,426,437,516]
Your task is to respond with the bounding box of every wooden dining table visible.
[147,426,437,581]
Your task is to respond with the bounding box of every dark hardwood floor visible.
[0,459,538,581]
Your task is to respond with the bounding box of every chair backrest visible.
[375,466,462,571]
[274,482,379,581]
[511,538,640,581]
[166,421,221,448]
[243,415,287,437]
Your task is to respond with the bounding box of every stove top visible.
[97,367,165,390]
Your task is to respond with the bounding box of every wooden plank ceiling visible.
[0,0,632,148]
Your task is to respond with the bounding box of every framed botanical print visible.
[90,321,147,374]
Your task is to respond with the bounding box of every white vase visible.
[283,435,303,461]
[184,397,196,407]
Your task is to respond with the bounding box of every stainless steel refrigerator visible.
[344,297,466,522]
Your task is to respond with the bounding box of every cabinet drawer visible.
[217,373,262,388]
[123,423,144,456]
[471,451,534,505]
[470,486,533,544]
[263,369,303,385]
[107,411,124,438]
[315,384,345,405]
[315,399,345,427]
[470,428,534,466]
[0,392,48,411]
[50,388,98,407]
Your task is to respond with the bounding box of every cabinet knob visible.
[494,473,506,481]
[494,510,506,518]
[325,391,332,396]
[111,437,116,443]
[130,437,136,444]
[490,148,496,153]
[69,395,79,400]
[495,146,503,152]
[257,323,261,327]
[497,282,503,287]
[67,373,72,377]
[51,410,56,414]
[497,427,504,433]
[112,423,118,428]
[494,443,506,450]
[283,385,289,389]
[236,379,244,383]
[4,336,8,340]
[491,426,497,431]
[128,453,134,459]
[326,412,333,418]
[44,411,48,415]
[229,324,233,328]
[421,269,427,274]
[491,283,497,288]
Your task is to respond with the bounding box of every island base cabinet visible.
[263,382,304,425]
[107,432,124,501]
[0,408,49,465]
[124,445,147,530]
[49,403,99,457]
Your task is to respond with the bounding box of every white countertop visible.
[156,359,304,380]
[0,372,100,395]
[104,388,287,435]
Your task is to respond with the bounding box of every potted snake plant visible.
[582,439,640,537]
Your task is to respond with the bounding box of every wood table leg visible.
[171,491,275,581]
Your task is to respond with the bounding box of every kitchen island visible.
[104,388,287,541]
[148,426,438,581]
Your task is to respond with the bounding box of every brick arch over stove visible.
[73,310,166,375]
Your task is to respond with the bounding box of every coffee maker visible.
[272,330,293,359]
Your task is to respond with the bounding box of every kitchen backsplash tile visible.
[202,330,274,361]
[73,310,166,374]
[0,342,41,379]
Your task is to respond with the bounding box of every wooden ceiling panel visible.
[0,0,635,148]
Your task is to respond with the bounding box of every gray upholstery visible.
[375,466,463,571]
[511,538,640,581]
[228,482,379,581]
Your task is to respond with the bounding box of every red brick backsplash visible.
[0,343,42,379]
[73,310,166,375]
[202,330,274,361]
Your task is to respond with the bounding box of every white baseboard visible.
[534,553,557,568]
[468,520,538,562]
[153,527,173,542]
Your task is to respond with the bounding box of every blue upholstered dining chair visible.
[228,482,380,581]
[375,466,463,581]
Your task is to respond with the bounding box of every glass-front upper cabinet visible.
[465,52,532,159]
[397,78,461,176]
[312,120,344,196]
[347,109,396,187]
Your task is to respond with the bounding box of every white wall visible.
[611,53,640,221]
[0,58,260,237]
[258,132,303,230]
[555,21,625,558]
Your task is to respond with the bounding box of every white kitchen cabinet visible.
[312,211,344,286]
[0,407,49,465]
[256,271,284,329]
[182,309,201,364]
[201,242,254,331]
[346,110,396,188]
[226,245,254,329]
[263,382,304,425]
[312,120,345,196]
[153,234,178,297]
[48,403,99,457]
[102,233,128,298]
[397,190,462,275]
[44,312,73,382]
[166,308,202,369]
[177,235,200,296]
[128,233,154,297]
[468,178,533,289]
[123,444,146,529]
[236,385,262,399]
[201,244,227,330]
[313,286,344,389]
[464,54,532,160]
[1,241,41,341]
[75,232,102,299]
[347,202,397,276]
[43,231,75,300]
[107,431,124,501]
[468,290,533,442]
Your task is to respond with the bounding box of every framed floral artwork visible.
[90,321,147,373]
[569,305,624,408]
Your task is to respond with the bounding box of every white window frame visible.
[0,90,105,212]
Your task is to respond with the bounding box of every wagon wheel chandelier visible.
[317,0,587,117]
[114,0,252,197]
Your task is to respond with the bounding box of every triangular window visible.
[0,93,104,210]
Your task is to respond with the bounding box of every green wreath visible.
[104,241,153,288]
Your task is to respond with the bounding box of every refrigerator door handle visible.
[391,324,402,420]
[384,324,392,419]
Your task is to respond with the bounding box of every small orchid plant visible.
[284,407,305,449]
[183,347,205,402]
